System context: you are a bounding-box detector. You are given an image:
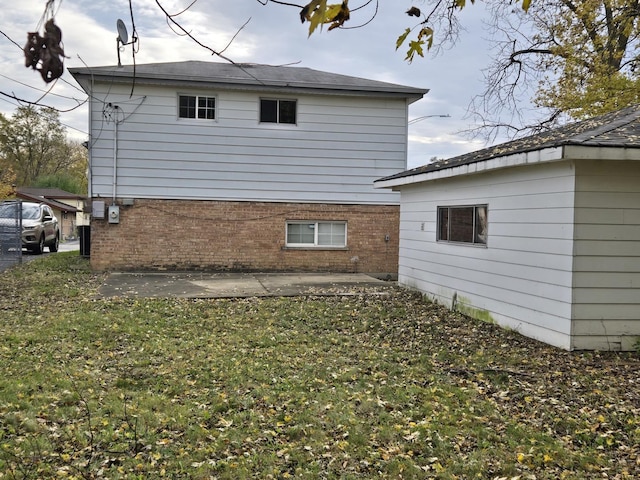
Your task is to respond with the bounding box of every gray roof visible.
[378,104,640,183]
[69,61,428,99]
[16,189,80,213]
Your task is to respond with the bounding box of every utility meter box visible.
[92,201,105,219]
[108,205,120,224]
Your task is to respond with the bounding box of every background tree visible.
[0,106,87,193]
[462,0,640,139]
[32,141,88,195]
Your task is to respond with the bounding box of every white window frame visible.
[286,221,347,248]
[437,205,488,246]
[178,94,216,120]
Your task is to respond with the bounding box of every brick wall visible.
[89,199,399,277]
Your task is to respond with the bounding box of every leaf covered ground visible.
[0,253,638,479]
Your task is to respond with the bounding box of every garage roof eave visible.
[375,146,566,188]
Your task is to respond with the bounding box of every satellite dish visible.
[116,19,128,44]
[116,19,129,67]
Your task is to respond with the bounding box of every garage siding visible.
[571,160,640,350]
[397,161,577,349]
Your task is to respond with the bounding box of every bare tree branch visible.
[510,47,553,63]
[154,0,236,63]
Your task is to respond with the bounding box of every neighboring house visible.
[16,187,83,240]
[375,105,640,351]
[69,61,427,276]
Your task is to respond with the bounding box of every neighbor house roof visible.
[18,187,84,200]
[16,188,80,213]
[376,104,640,188]
[69,61,428,102]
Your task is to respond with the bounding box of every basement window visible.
[286,221,346,247]
[179,95,216,120]
[260,99,297,124]
[437,205,488,245]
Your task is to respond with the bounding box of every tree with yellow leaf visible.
[300,0,350,34]
[0,167,16,199]
[468,0,640,139]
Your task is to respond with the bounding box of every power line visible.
[0,90,86,112]
[0,28,22,49]
[0,73,86,104]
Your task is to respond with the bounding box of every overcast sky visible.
[0,0,507,169]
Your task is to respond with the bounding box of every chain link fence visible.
[0,200,22,272]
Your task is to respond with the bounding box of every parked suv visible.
[0,201,60,254]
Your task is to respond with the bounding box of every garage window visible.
[437,205,488,245]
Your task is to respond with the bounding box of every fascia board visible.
[563,145,640,161]
[374,146,565,189]
[70,71,426,100]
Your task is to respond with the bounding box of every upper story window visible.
[286,221,346,248]
[437,205,488,245]
[260,99,297,124]
[179,95,216,120]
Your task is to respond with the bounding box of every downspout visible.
[112,106,119,205]
[87,76,93,200]
[404,100,409,171]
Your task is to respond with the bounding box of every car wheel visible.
[34,235,45,255]
[49,234,59,253]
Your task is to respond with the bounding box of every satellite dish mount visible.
[116,19,136,67]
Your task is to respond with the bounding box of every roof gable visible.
[378,104,640,184]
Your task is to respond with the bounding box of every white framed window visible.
[260,98,297,124]
[179,95,216,120]
[286,221,347,247]
[437,205,488,245]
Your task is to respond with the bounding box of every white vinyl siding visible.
[396,161,577,349]
[87,84,405,205]
[571,160,640,350]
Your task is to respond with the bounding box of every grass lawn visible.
[0,253,638,479]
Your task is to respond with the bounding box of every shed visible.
[375,105,640,350]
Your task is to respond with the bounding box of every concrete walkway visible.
[98,272,395,299]
[58,239,80,252]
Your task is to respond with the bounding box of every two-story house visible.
[69,61,427,275]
